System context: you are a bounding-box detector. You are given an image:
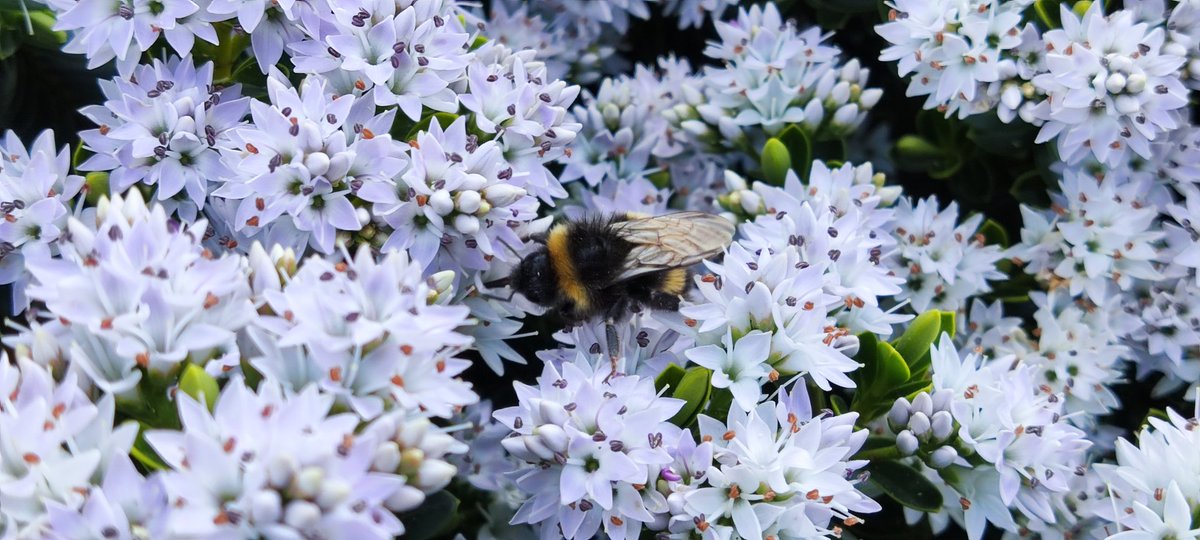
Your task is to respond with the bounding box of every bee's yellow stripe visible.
[547,224,590,310]
[662,268,688,296]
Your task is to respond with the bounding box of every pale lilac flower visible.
[145,378,409,538]
[495,356,683,540]
[0,130,84,311]
[685,330,772,411]
[1031,4,1188,167]
[254,245,477,419]
[77,56,249,222]
[0,356,137,536]
[52,0,211,75]
[24,190,256,394]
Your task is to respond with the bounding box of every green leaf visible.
[84,172,109,205]
[761,138,792,187]
[654,363,687,394]
[853,331,880,387]
[648,169,671,190]
[875,341,911,390]
[404,112,460,140]
[130,424,169,471]
[398,491,460,540]
[896,379,934,400]
[891,311,941,369]
[864,460,944,512]
[670,367,713,427]
[705,388,734,423]
[938,310,957,340]
[978,219,1009,247]
[830,394,849,415]
[179,363,220,411]
[776,124,812,181]
[1034,0,1063,28]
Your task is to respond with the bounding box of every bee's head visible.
[510,248,556,307]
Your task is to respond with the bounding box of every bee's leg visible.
[605,319,621,377]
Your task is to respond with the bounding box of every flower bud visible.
[1110,56,1133,73]
[840,58,862,81]
[859,88,883,109]
[373,441,402,472]
[724,170,748,191]
[173,114,196,136]
[429,190,454,216]
[484,184,526,207]
[501,436,539,462]
[460,173,488,192]
[356,207,371,227]
[1114,95,1140,115]
[536,399,569,426]
[284,500,322,530]
[453,214,480,235]
[1001,84,1022,110]
[267,455,296,488]
[896,430,919,456]
[326,152,353,180]
[536,424,570,454]
[931,411,954,441]
[1164,42,1187,58]
[832,104,859,126]
[317,479,351,508]
[739,190,762,215]
[295,466,325,498]
[456,190,482,214]
[250,490,283,524]
[304,152,331,177]
[911,392,933,417]
[909,411,931,437]
[930,446,958,469]
[1105,73,1127,94]
[831,81,851,105]
[417,459,458,491]
[248,242,282,294]
[887,398,911,431]
[385,486,425,513]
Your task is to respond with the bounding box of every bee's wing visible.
[610,211,735,281]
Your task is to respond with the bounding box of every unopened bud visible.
[930,446,958,469]
[931,411,954,441]
[896,430,919,455]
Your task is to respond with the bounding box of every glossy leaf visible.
[670,367,713,427]
[654,363,687,394]
[399,491,460,540]
[865,460,944,512]
[892,311,941,369]
[875,341,911,390]
[979,218,1009,247]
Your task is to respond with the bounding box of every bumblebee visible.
[509,211,735,325]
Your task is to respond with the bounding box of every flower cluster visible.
[889,196,1005,313]
[876,0,1036,119]
[251,243,477,419]
[0,130,83,310]
[677,387,880,539]
[673,3,882,155]
[24,190,256,395]
[495,355,684,539]
[77,56,249,223]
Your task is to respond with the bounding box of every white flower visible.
[1107,482,1200,540]
[145,378,410,538]
[253,244,476,419]
[0,356,137,536]
[494,355,683,540]
[685,330,772,411]
[0,129,84,311]
[24,190,255,394]
[1031,4,1188,167]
